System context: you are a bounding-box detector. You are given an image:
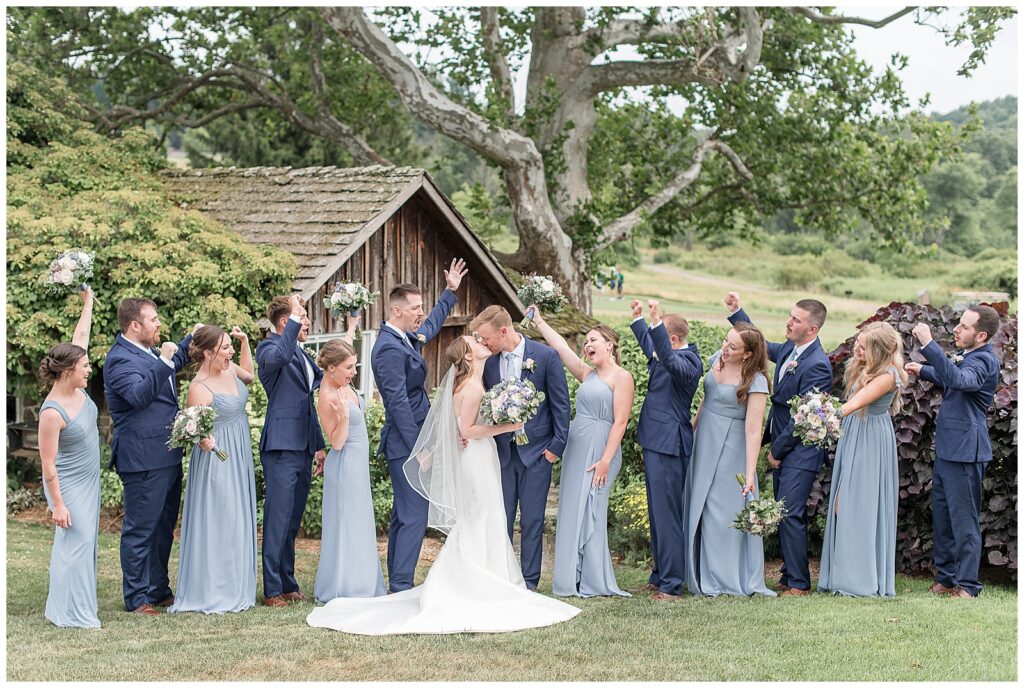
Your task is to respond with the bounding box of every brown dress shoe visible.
[778,587,810,597]
[633,583,660,594]
[950,587,975,599]
[774,582,790,593]
[281,591,306,602]
[154,596,175,607]
[928,582,957,595]
[651,591,682,601]
[263,595,289,608]
[132,603,160,616]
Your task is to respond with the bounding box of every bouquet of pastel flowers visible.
[46,250,94,294]
[788,389,844,449]
[730,474,786,536]
[481,378,545,445]
[517,274,567,327]
[328,281,379,317]
[168,406,228,461]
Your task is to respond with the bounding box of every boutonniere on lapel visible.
[651,351,659,361]
[416,334,427,344]
[948,350,964,364]
[523,358,536,372]
[784,360,799,376]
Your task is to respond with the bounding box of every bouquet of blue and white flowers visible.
[481,378,545,445]
[789,389,844,449]
[169,406,228,462]
[328,281,378,317]
[517,274,567,327]
[730,474,786,536]
[46,250,94,294]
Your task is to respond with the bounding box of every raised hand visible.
[725,291,741,313]
[905,362,923,376]
[160,341,178,359]
[911,323,933,346]
[345,313,360,332]
[648,299,662,325]
[79,286,94,306]
[527,303,544,325]
[230,325,248,342]
[289,293,304,317]
[630,299,643,318]
[444,258,469,291]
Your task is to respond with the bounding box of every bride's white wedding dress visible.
[306,372,580,635]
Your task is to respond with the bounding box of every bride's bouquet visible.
[168,406,228,461]
[328,281,378,317]
[481,378,545,445]
[788,389,844,449]
[730,474,786,536]
[517,274,567,327]
[45,250,94,294]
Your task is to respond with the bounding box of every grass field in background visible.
[6,520,1016,682]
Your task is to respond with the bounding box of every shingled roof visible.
[161,165,518,304]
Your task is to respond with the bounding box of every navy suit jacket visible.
[255,317,325,455]
[103,332,193,473]
[371,289,457,461]
[920,340,999,463]
[630,319,703,458]
[483,335,570,468]
[728,308,833,472]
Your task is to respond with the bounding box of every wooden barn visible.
[161,165,526,394]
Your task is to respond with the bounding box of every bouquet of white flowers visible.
[517,274,567,327]
[328,281,378,317]
[480,378,545,445]
[46,250,94,294]
[788,389,844,449]
[168,406,228,461]
[730,474,786,536]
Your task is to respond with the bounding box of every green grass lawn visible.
[7,519,1017,681]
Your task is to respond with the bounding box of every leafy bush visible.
[652,249,675,264]
[951,258,1017,296]
[6,487,43,515]
[772,261,822,291]
[607,474,651,566]
[773,234,830,257]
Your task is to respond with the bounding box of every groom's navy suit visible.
[104,331,192,611]
[630,319,702,595]
[919,339,999,596]
[483,334,570,590]
[728,308,833,591]
[256,317,325,599]
[372,289,456,592]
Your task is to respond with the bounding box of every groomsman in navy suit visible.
[104,298,195,615]
[906,305,1000,598]
[726,292,833,596]
[256,293,325,606]
[629,299,702,600]
[474,305,570,591]
[372,259,468,593]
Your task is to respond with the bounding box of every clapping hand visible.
[911,323,933,346]
[630,299,643,318]
[724,292,741,313]
[444,258,468,292]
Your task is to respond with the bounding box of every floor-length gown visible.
[818,368,900,597]
[41,392,101,628]
[306,422,581,635]
[685,354,775,597]
[551,374,630,598]
[169,376,258,614]
[314,392,386,601]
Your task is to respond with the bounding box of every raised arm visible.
[586,369,634,488]
[919,340,996,392]
[528,305,589,382]
[628,299,655,359]
[649,316,702,388]
[104,353,175,410]
[255,317,301,375]
[724,292,786,362]
[840,370,897,417]
[341,314,359,345]
[457,382,523,439]
[417,259,465,342]
[229,326,255,384]
[71,288,94,351]
[37,409,71,529]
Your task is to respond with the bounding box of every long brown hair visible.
[446,337,474,392]
[844,321,907,415]
[723,322,772,405]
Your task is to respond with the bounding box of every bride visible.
[307,335,581,635]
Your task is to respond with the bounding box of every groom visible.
[472,305,570,590]
[373,258,468,593]
[725,291,833,596]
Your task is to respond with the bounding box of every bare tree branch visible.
[583,17,689,48]
[479,7,515,125]
[788,6,917,29]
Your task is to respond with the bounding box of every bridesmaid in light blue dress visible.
[37,288,101,628]
[312,330,386,602]
[685,324,775,597]
[169,325,258,614]
[529,308,633,598]
[819,322,906,598]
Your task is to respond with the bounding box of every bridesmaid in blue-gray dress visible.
[312,328,386,602]
[529,308,633,598]
[685,324,775,597]
[819,321,906,597]
[37,288,101,628]
[169,325,258,614]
